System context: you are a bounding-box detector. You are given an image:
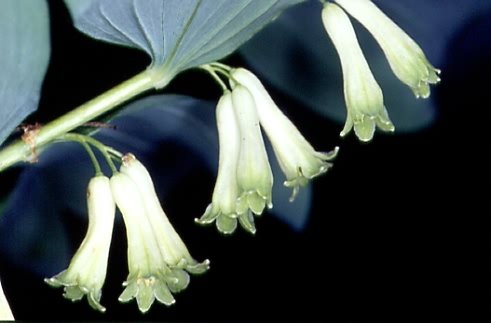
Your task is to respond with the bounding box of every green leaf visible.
[63,0,304,73]
[0,0,51,146]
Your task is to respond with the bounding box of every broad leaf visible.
[64,0,304,73]
[0,0,51,146]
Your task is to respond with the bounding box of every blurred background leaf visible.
[0,0,51,146]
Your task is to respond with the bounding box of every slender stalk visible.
[59,133,121,175]
[199,65,229,92]
[82,135,120,174]
[0,69,165,172]
[209,62,232,72]
[80,140,102,176]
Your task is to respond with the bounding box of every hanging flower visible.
[230,84,274,231]
[45,175,116,312]
[334,0,441,98]
[112,154,209,313]
[196,92,243,234]
[321,2,394,142]
[197,86,273,234]
[230,67,339,201]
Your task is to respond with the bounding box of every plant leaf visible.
[63,0,304,72]
[0,0,51,146]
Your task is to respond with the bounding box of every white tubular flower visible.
[195,92,242,234]
[231,84,274,232]
[322,2,394,142]
[112,155,208,313]
[111,172,178,313]
[45,176,115,312]
[119,153,209,273]
[1,278,14,320]
[335,0,440,98]
[231,67,339,201]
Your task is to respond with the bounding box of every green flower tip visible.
[118,261,209,314]
[238,211,257,235]
[237,190,272,216]
[119,275,177,314]
[283,146,339,202]
[196,202,258,235]
[341,107,394,142]
[195,204,238,235]
[45,274,105,312]
[413,64,441,99]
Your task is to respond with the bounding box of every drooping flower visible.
[196,85,274,234]
[231,84,274,232]
[231,67,339,201]
[45,175,115,312]
[322,2,394,142]
[111,154,209,313]
[195,91,243,234]
[334,0,441,98]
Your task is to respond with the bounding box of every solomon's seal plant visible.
[0,0,442,318]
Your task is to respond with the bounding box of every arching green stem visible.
[59,133,122,175]
[0,68,168,172]
[199,64,229,92]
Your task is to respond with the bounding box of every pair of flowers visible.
[45,153,209,313]
[321,0,440,141]
[196,67,338,234]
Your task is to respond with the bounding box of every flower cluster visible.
[321,0,440,141]
[197,67,338,234]
[46,153,209,313]
[33,0,442,314]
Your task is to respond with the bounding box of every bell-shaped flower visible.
[322,2,394,142]
[119,153,209,272]
[1,278,14,320]
[45,175,115,312]
[231,67,339,201]
[334,0,440,98]
[195,92,243,234]
[230,84,274,231]
[111,154,209,313]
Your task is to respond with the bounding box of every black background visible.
[1,0,490,322]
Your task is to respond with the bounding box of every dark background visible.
[1,0,490,322]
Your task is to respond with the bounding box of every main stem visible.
[0,69,161,172]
